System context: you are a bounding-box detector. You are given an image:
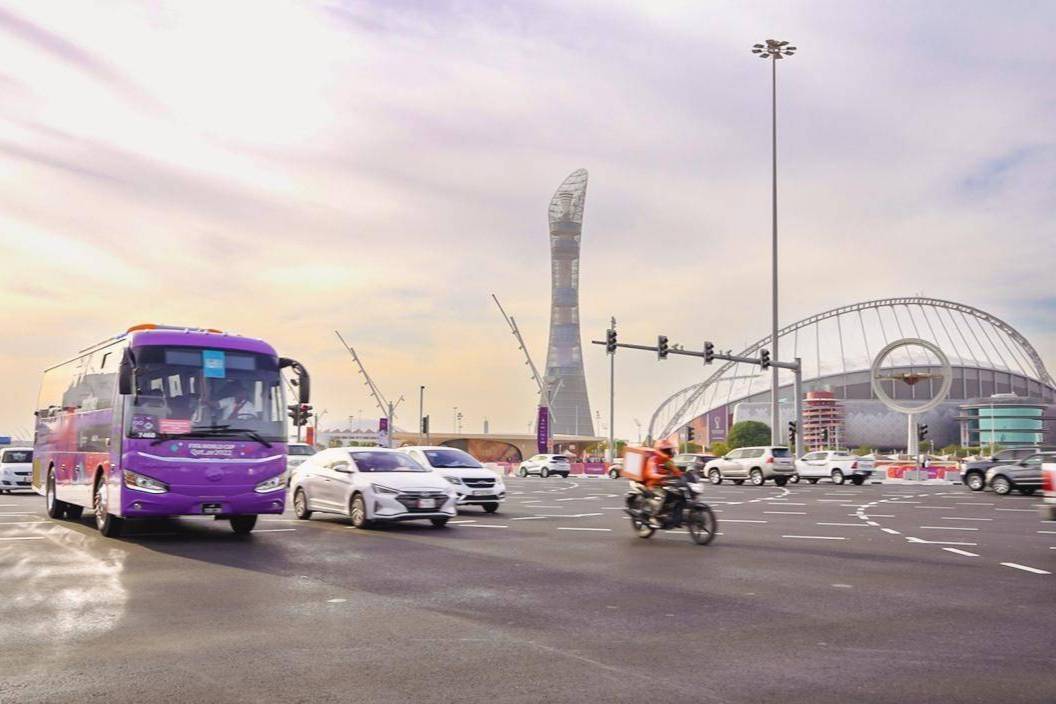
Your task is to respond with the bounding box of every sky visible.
[0,0,1053,441]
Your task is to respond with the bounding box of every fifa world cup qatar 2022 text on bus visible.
[32,324,310,537]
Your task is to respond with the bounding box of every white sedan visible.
[291,447,457,528]
[400,446,506,513]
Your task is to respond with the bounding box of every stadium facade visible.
[651,298,1056,451]
[542,169,594,436]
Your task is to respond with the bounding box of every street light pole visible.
[752,38,796,445]
[608,315,616,463]
[419,385,425,443]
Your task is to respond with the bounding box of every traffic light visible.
[686,425,695,442]
[287,403,302,425]
[760,349,771,369]
[657,335,669,360]
[421,415,430,434]
[605,328,617,354]
[917,423,928,442]
[787,421,797,444]
[704,341,715,364]
[298,404,313,427]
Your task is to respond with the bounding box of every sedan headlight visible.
[254,474,286,493]
[443,475,463,486]
[371,483,400,496]
[124,470,169,494]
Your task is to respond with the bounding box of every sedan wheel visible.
[293,488,312,520]
[749,469,764,486]
[708,468,722,485]
[349,494,370,528]
[991,476,1012,496]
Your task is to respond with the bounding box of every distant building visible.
[957,394,1056,448]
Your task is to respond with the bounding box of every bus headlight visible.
[123,470,169,494]
[255,474,286,493]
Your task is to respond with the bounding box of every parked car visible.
[985,451,1056,496]
[401,446,505,513]
[1041,461,1056,521]
[703,446,795,486]
[0,447,33,493]
[795,450,873,485]
[961,446,1055,491]
[673,453,718,474]
[285,442,317,485]
[607,458,623,479]
[517,454,571,478]
[291,447,457,528]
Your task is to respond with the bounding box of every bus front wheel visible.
[93,478,124,538]
[230,515,258,535]
[45,469,69,519]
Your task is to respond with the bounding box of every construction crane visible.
[334,331,403,448]
[491,293,560,438]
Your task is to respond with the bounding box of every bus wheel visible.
[94,479,124,538]
[45,469,68,519]
[230,515,258,535]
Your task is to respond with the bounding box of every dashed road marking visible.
[940,516,992,521]
[557,527,611,532]
[817,522,869,527]
[955,502,993,506]
[461,524,508,529]
[881,528,901,535]
[1001,562,1050,575]
[906,537,977,546]
[995,508,1035,512]
[765,511,807,515]
[448,520,478,524]
[0,535,46,541]
[1038,530,1056,535]
[722,519,768,524]
[920,526,979,531]
[781,535,845,540]
[942,548,979,557]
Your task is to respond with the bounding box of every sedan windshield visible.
[1,450,32,463]
[352,452,428,472]
[424,449,482,469]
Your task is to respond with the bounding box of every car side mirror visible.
[332,461,353,473]
[118,348,135,396]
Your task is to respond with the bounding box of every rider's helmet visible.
[656,442,676,457]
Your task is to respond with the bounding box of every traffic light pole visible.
[607,316,615,463]
[592,337,804,456]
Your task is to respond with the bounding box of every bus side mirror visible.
[118,348,135,396]
[280,358,311,404]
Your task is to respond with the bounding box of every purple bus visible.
[32,324,310,537]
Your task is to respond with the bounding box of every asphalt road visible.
[1,478,1053,704]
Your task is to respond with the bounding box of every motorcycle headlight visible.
[443,476,463,486]
[254,474,286,493]
[124,470,169,494]
[371,483,400,496]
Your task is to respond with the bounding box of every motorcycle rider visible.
[642,443,682,527]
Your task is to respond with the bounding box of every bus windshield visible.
[126,346,285,442]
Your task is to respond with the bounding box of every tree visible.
[709,441,729,456]
[853,445,874,456]
[679,441,703,453]
[726,421,771,450]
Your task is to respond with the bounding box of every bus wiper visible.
[150,425,272,448]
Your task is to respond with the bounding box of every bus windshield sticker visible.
[159,419,192,434]
[131,415,158,437]
[202,350,226,378]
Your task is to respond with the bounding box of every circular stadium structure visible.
[651,298,1056,452]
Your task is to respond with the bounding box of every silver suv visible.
[517,454,571,478]
[703,446,795,486]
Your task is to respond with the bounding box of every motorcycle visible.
[624,470,718,545]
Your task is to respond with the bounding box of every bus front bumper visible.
[120,486,286,517]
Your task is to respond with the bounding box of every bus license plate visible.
[202,503,223,514]
[417,498,435,509]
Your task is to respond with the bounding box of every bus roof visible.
[129,328,277,356]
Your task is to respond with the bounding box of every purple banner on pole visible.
[536,406,549,453]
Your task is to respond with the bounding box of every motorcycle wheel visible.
[628,497,655,539]
[688,506,717,545]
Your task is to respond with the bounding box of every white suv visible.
[402,446,506,513]
[517,454,571,478]
[704,446,795,486]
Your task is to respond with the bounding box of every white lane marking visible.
[448,520,478,524]
[764,501,807,506]
[939,516,992,521]
[866,521,879,526]
[557,527,612,532]
[955,502,993,506]
[858,514,895,518]
[722,519,768,523]
[0,512,38,516]
[0,503,23,506]
[764,511,807,515]
[920,526,979,531]
[253,528,296,533]
[781,535,845,540]
[510,516,550,521]
[914,506,955,509]
[1038,530,1056,535]
[995,508,1035,512]
[327,598,347,603]
[817,522,870,527]
[0,521,48,525]
[942,547,979,557]
[885,501,921,504]
[815,499,851,503]
[529,505,561,509]
[905,537,977,546]
[461,524,509,529]
[881,528,901,535]
[1001,562,1051,575]
[0,536,46,541]
[600,507,626,510]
